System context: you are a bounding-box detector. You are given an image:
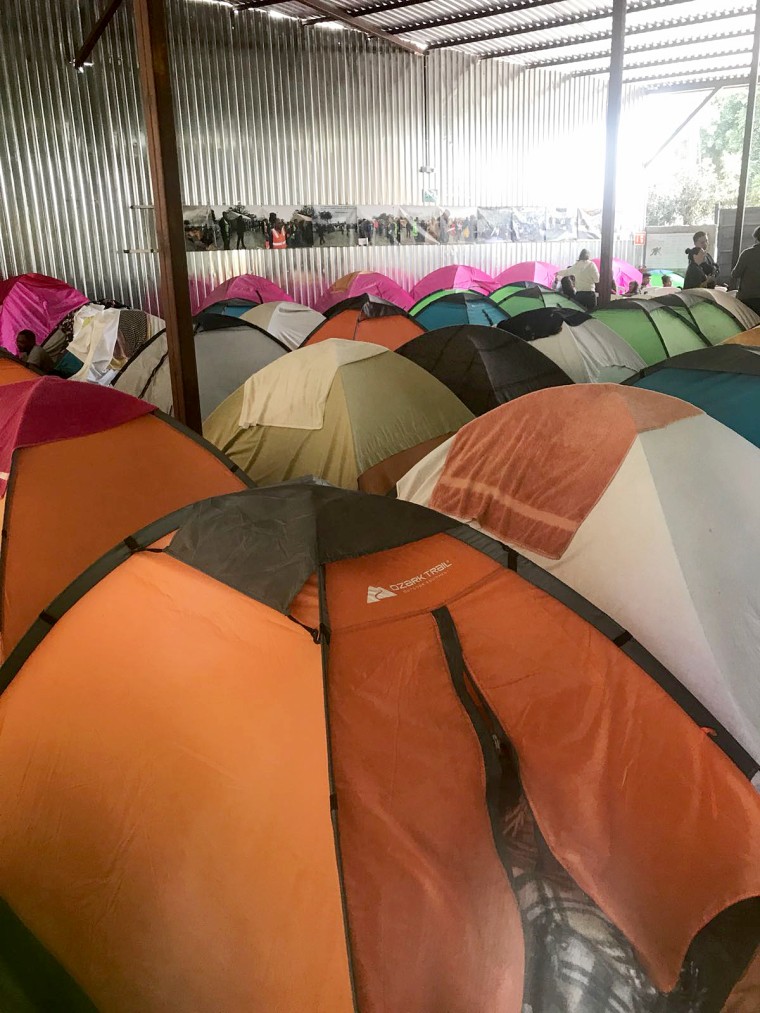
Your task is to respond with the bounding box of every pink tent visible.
[316,271,412,313]
[0,274,88,352]
[491,261,560,290]
[592,258,643,293]
[198,275,292,313]
[410,264,492,302]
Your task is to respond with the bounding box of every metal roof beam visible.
[304,0,565,27]
[479,5,754,59]
[624,63,751,85]
[647,77,749,91]
[571,50,753,76]
[520,27,755,68]
[385,0,592,35]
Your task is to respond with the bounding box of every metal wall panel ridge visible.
[0,0,629,311]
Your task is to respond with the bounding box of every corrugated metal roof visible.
[225,0,760,90]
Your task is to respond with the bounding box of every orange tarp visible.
[304,308,424,350]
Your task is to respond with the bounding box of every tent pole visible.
[731,0,760,271]
[598,0,626,309]
[133,0,202,433]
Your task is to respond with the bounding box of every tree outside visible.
[646,92,760,226]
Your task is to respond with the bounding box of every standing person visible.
[16,330,54,373]
[683,247,708,289]
[556,250,600,311]
[219,214,230,251]
[233,215,246,250]
[271,220,287,250]
[693,231,718,282]
[730,225,760,313]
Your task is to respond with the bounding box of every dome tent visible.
[0,482,758,1011]
[0,377,249,661]
[688,287,760,330]
[500,307,646,382]
[204,339,473,492]
[628,344,760,448]
[411,291,509,329]
[316,271,412,312]
[489,281,552,303]
[113,314,288,420]
[492,285,580,317]
[594,300,708,364]
[0,349,37,386]
[302,295,424,350]
[410,263,492,301]
[651,291,744,344]
[239,301,324,349]
[397,383,760,768]
[197,274,292,314]
[0,273,88,351]
[397,325,572,415]
[490,260,559,290]
[52,304,165,383]
[592,257,642,292]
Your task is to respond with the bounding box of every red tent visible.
[0,273,87,351]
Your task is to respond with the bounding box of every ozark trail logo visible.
[366,561,453,603]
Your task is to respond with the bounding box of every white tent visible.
[530,317,645,382]
[112,315,288,419]
[398,383,760,771]
[240,302,324,350]
[66,305,164,384]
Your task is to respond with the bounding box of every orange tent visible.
[0,482,756,1011]
[302,294,425,350]
[0,377,249,660]
[0,350,37,386]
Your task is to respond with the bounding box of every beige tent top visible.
[204,338,474,493]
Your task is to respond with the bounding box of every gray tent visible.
[112,313,289,419]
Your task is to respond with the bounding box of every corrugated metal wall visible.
[0,0,636,310]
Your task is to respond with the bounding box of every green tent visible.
[410,288,473,316]
[594,300,708,365]
[650,292,744,345]
[493,286,581,318]
[490,281,552,302]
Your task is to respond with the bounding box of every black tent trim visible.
[625,344,760,384]
[652,291,748,331]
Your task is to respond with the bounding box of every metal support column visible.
[133,0,202,432]
[598,0,626,309]
[732,0,760,270]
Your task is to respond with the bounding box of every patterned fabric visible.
[115,310,149,362]
[504,801,705,1013]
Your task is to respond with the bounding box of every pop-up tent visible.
[723,327,760,346]
[629,344,760,448]
[651,291,744,344]
[489,281,552,303]
[0,350,37,386]
[317,271,412,312]
[50,304,165,383]
[302,295,424,350]
[113,314,288,419]
[410,264,492,301]
[683,288,760,330]
[411,291,508,329]
[595,300,708,364]
[0,273,88,351]
[0,377,249,661]
[492,285,580,317]
[198,274,292,314]
[204,339,473,492]
[238,301,324,349]
[500,308,646,382]
[397,384,760,773]
[397,325,571,415]
[0,481,757,1011]
[490,261,559,290]
[592,257,642,292]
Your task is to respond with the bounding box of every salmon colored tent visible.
[0,377,250,660]
[316,271,413,313]
[197,274,292,314]
[302,294,425,350]
[410,264,492,301]
[723,326,760,346]
[490,260,560,290]
[0,482,757,1011]
[204,339,473,491]
[0,350,37,386]
[0,273,88,351]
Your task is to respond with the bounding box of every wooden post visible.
[598,0,626,309]
[133,0,202,432]
[732,0,760,271]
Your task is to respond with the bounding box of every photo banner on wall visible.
[181,203,621,250]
